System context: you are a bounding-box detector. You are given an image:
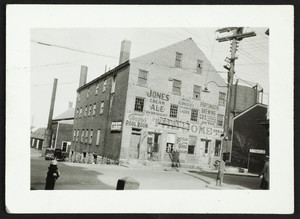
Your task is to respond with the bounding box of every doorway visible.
[129,128,142,159]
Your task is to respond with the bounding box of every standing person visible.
[259,155,269,189]
[216,154,226,186]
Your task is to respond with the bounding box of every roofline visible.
[233,103,268,120]
[52,118,74,122]
[77,61,130,92]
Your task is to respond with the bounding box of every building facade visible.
[71,38,228,168]
[31,127,46,150]
[231,103,268,172]
[50,103,75,153]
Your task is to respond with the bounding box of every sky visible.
[30,27,269,127]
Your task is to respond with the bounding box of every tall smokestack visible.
[119,40,131,65]
[79,65,88,87]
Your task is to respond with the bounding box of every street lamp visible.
[202,81,228,93]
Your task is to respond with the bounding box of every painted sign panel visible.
[111,122,122,131]
[249,149,266,154]
[145,89,169,117]
[125,114,148,128]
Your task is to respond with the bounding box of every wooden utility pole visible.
[42,78,58,157]
[216,27,256,156]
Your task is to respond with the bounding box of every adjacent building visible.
[230,103,268,173]
[50,102,75,153]
[31,127,46,150]
[71,38,228,168]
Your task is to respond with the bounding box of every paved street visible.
[31,149,261,190]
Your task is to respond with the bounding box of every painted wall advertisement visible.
[144,89,169,117]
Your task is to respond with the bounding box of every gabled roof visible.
[31,127,46,139]
[53,108,75,121]
[233,103,268,120]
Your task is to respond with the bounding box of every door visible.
[129,133,141,159]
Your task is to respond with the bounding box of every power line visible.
[31,39,119,59]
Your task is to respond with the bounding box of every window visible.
[193,85,201,100]
[81,130,85,143]
[96,129,101,146]
[77,92,80,102]
[215,140,221,156]
[88,105,92,116]
[100,101,104,114]
[103,79,107,92]
[109,96,114,110]
[197,59,203,74]
[84,106,88,117]
[76,129,79,142]
[87,88,90,99]
[95,83,99,95]
[172,79,181,94]
[93,103,96,116]
[61,141,68,152]
[219,92,226,106]
[89,129,93,144]
[79,107,82,118]
[217,114,224,127]
[175,52,182,67]
[134,97,144,112]
[166,133,176,153]
[188,136,197,154]
[85,129,89,143]
[191,109,199,122]
[111,76,116,93]
[169,104,178,118]
[76,108,79,118]
[73,130,76,141]
[138,69,148,86]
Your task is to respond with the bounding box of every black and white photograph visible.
[6,5,293,214]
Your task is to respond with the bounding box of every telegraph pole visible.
[42,78,58,157]
[216,27,256,157]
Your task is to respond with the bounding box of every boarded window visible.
[95,83,99,95]
[93,103,96,116]
[96,129,101,146]
[88,104,92,116]
[85,130,89,143]
[175,52,182,67]
[111,76,116,94]
[193,85,201,100]
[170,104,178,118]
[100,101,104,114]
[89,129,93,144]
[103,79,107,92]
[134,97,144,112]
[81,130,85,143]
[84,106,88,117]
[172,79,181,94]
[138,69,148,86]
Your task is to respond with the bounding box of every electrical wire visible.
[31,39,119,59]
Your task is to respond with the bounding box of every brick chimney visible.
[69,101,73,109]
[79,65,88,87]
[119,40,131,65]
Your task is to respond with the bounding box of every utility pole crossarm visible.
[216,32,256,42]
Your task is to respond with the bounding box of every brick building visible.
[71,38,228,168]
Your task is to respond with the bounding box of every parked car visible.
[45,148,55,160]
[54,148,67,161]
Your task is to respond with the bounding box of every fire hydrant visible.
[45,159,60,190]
